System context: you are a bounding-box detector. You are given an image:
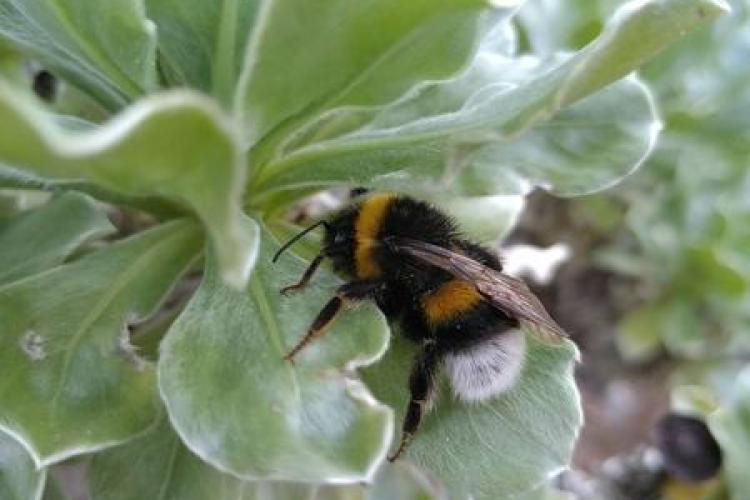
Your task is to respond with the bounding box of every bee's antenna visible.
[272,220,330,263]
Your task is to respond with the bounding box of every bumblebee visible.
[273,192,566,461]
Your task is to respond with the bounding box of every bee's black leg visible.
[389,341,440,462]
[284,280,381,362]
[280,254,325,296]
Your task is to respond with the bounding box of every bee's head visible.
[324,228,348,252]
[271,214,357,276]
[321,212,358,276]
[272,199,364,278]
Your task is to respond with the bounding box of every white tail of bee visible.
[443,329,526,403]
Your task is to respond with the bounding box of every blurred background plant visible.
[0,0,740,499]
[509,1,750,498]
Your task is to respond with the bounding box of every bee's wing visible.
[391,238,568,344]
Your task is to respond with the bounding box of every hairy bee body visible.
[278,192,542,461]
[323,193,525,402]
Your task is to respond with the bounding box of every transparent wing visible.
[390,237,568,344]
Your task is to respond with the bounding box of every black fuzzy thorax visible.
[376,197,459,296]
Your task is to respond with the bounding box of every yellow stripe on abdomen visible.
[354,194,395,279]
[422,279,483,327]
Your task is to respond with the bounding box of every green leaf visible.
[158,223,392,483]
[0,192,114,285]
[451,75,659,196]
[363,334,581,499]
[677,246,747,298]
[617,302,665,361]
[249,0,723,199]
[511,485,576,500]
[0,173,180,221]
[316,461,446,500]
[516,0,608,55]
[260,463,444,500]
[350,462,446,500]
[251,68,656,200]
[643,0,750,122]
[145,0,262,105]
[236,0,507,147]
[550,0,729,106]
[671,385,720,417]
[0,189,50,222]
[709,368,750,500]
[0,84,254,288]
[430,195,524,244]
[0,191,15,220]
[0,220,202,467]
[90,419,444,500]
[0,430,45,500]
[89,419,250,500]
[0,0,157,109]
[660,300,710,359]
[600,0,750,355]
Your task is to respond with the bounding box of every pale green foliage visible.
[0,431,45,500]
[550,0,750,361]
[145,0,262,105]
[89,418,444,500]
[159,224,392,481]
[0,221,202,465]
[0,86,255,288]
[0,0,724,498]
[363,335,580,499]
[0,0,157,108]
[521,1,750,497]
[0,192,113,284]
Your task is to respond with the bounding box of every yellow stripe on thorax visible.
[354,194,395,279]
[422,279,483,327]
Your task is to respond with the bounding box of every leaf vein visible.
[51,228,186,408]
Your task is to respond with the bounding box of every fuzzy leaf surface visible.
[236,0,510,147]
[430,195,524,244]
[0,430,45,500]
[0,221,202,466]
[159,223,392,483]
[145,0,262,105]
[89,419,251,500]
[322,461,446,500]
[0,192,113,285]
[90,418,443,500]
[0,85,253,287]
[363,334,582,499]
[250,0,723,200]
